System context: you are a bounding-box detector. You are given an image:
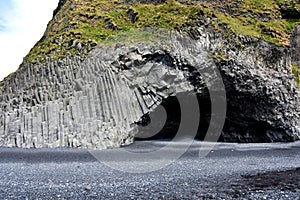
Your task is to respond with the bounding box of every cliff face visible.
[0,0,299,149]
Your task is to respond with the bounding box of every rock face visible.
[219,41,299,142]
[0,1,299,149]
[291,25,300,65]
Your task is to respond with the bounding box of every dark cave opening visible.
[134,90,291,143]
[134,85,294,143]
[135,91,214,141]
[135,95,181,140]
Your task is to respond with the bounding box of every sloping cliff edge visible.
[0,0,299,149]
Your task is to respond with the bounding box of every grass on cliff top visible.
[25,0,300,64]
[292,64,300,86]
[27,0,200,63]
[210,0,300,45]
[214,13,299,45]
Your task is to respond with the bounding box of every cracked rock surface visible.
[0,26,299,149]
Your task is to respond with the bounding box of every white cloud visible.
[0,0,59,81]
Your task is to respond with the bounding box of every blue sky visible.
[0,0,13,31]
[0,0,59,81]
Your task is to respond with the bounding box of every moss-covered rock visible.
[25,0,300,64]
[292,64,300,86]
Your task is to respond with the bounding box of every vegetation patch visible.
[292,64,300,86]
[25,0,300,64]
[26,0,201,63]
[205,0,300,46]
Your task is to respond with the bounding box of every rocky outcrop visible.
[291,25,300,65]
[1,0,300,149]
[0,24,299,149]
[219,41,300,142]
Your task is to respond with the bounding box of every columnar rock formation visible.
[0,0,299,149]
[291,25,300,64]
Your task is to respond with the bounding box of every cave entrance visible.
[135,91,212,141]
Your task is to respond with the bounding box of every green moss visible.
[292,64,300,86]
[214,0,300,46]
[26,0,203,63]
[102,28,172,46]
[213,51,233,63]
[26,0,300,63]
[240,0,281,19]
[214,14,261,37]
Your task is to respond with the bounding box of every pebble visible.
[85,185,92,191]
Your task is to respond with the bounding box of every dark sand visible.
[0,141,299,199]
